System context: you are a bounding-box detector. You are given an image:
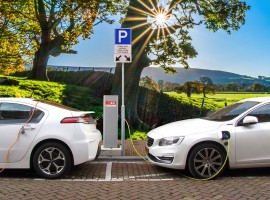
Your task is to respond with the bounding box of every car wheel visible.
[32,142,72,179]
[95,145,101,160]
[187,143,226,179]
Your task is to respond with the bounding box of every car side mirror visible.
[242,116,258,126]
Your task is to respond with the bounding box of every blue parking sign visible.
[115,28,132,45]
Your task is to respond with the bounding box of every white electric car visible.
[0,98,102,179]
[146,96,270,179]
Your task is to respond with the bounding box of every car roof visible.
[239,96,270,103]
[0,97,93,113]
[0,97,35,103]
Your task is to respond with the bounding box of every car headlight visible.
[158,136,184,146]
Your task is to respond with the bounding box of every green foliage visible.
[0,75,103,116]
[18,81,66,103]
[1,0,127,80]
[252,83,264,92]
[139,76,159,91]
[125,0,250,70]
[200,76,215,97]
[175,81,201,97]
[138,86,269,128]
[0,85,30,97]
[0,12,25,74]
[166,92,270,111]
[138,87,209,127]
[174,78,215,98]
[130,131,147,140]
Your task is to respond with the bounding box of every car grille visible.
[147,137,154,147]
[147,153,174,164]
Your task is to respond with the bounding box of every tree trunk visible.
[112,57,149,128]
[111,0,153,128]
[30,46,49,80]
[29,24,50,80]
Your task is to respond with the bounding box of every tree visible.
[163,81,179,92]
[1,0,125,80]
[0,31,25,75]
[225,82,240,92]
[157,80,164,91]
[252,83,264,92]
[175,81,200,97]
[200,76,215,98]
[112,0,249,127]
[139,76,159,91]
[0,2,25,74]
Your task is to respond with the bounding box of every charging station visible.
[103,95,118,148]
[101,28,132,157]
[101,95,121,156]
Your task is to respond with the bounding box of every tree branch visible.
[36,0,48,29]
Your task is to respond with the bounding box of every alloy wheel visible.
[38,147,66,175]
[193,147,223,178]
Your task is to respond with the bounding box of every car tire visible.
[187,143,226,179]
[32,142,72,179]
[95,145,101,160]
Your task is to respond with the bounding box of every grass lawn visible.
[166,92,270,110]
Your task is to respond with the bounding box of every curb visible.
[97,156,146,161]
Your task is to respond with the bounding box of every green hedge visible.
[138,87,209,127]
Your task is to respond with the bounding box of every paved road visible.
[1,160,270,199]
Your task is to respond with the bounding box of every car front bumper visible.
[146,140,189,170]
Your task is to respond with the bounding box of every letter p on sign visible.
[115,28,132,45]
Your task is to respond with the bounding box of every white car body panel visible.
[0,98,102,169]
[147,96,270,171]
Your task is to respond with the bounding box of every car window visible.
[205,101,259,122]
[247,104,270,123]
[0,103,44,124]
[36,100,80,111]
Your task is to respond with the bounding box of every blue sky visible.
[49,0,270,77]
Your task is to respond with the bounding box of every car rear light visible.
[81,114,96,124]
[61,114,96,124]
[61,117,82,123]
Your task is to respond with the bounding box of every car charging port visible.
[218,131,231,140]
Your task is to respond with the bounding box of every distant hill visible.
[24,64,270,86]
[141,67,270,86]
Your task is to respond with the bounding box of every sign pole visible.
[114,28,132,156]
[121,62,125,156]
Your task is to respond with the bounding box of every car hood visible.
[148,118,223,138]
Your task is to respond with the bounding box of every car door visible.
[235,103,270,165]
[0,102,45,163]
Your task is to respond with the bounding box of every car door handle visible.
[23,125,36,130]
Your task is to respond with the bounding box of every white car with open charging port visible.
[0,98,102,179]
[146,96,270,179]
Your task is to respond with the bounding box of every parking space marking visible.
[105,162,112,180]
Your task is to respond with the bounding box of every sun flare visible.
[155,13,167,26]
[128,0,180,46]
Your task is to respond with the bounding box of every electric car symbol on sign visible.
[0,98,102,179]
[146,96,270,179]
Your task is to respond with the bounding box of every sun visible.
[155,13,167,26]
[127,0,181,44]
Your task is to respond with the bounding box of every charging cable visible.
[0,101,39,174]
[125,119,150,163]
[125,119,230,180]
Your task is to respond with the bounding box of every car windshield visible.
[35,100,80,111]
[205,101,259,122]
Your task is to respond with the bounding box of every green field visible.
[166,92,270,111]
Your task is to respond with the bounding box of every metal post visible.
[121,62,125,156]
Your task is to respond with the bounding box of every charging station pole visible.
[114,28,132,156]
[121,62,125,156]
